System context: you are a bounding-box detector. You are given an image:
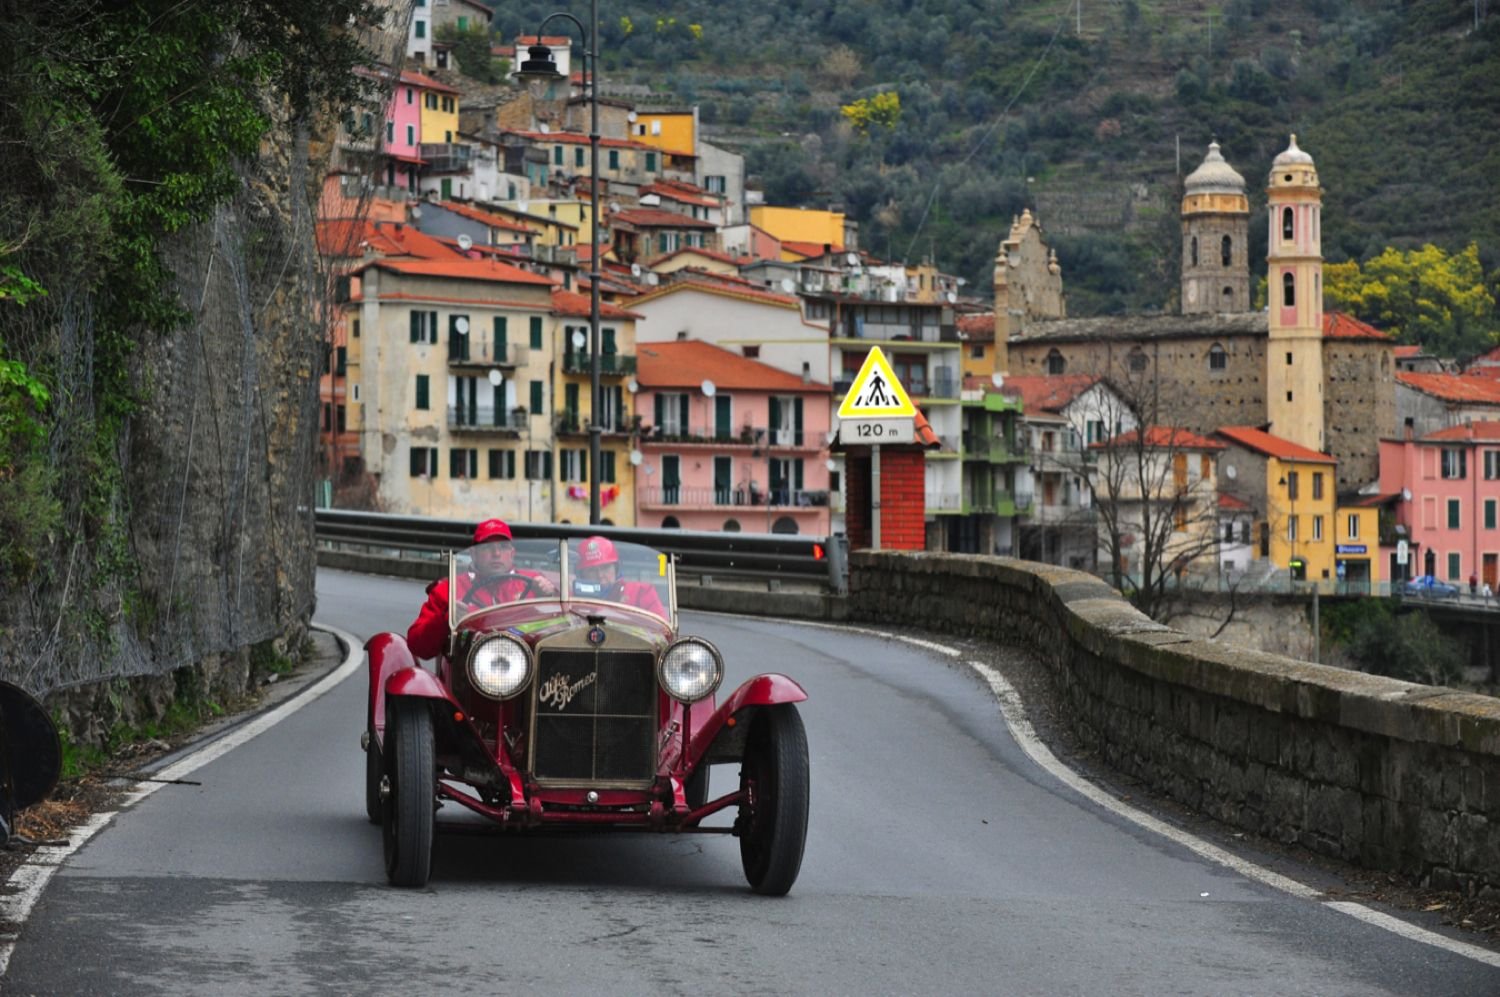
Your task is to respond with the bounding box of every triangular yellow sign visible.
[837,346,916,418]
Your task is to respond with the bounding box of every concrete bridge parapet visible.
[849,550,1500,897]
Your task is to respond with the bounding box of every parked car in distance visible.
[363,537,811,895]
[1401,575,1460,598]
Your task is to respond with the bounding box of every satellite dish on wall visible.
[946,291,958,303]
[629,449,643,466]
[609,201,621,214]
[487,369,503,386]
[780,278,795,293]
[701,379,717,397]
[991,372,1004,388]
[631,262,642,276]
[454,316,470,335]
[539,122,550,134]
[571,329,586,349]
[626,377,639,393]
[826,458,837,471]
[457,233,473,251]
[846,252,859,265]
[1401,487,1412,501]
[645,273,660,286]
[410,205,423,219]
[1224,464,1237,480]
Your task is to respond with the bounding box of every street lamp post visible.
[517,1,603,524]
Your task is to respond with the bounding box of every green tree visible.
[1325,243,1499,359]
[840,91,900,135]
[437,23,507,84]
[1339,601,1466,687]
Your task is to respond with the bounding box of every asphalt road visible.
[6,568,1500,995]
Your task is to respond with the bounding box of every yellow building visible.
[1218,426,1339,582]
[749,206,846,255]
[1333,502,1382,590]
[632,109,697,155]
[409,71,460,145]
[550,291,644,525]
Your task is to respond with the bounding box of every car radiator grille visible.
[531,649,656,784]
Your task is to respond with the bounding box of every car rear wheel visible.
[737,704,809,896]
[382,698,435,888]
[364,726,382,825]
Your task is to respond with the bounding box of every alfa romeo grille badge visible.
[587,626,606,646]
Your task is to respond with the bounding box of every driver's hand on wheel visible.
[530,575,557,596]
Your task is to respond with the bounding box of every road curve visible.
[4,567,1497,995]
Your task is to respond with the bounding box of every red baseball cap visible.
[578,536,618,568]
[473,519,513,543]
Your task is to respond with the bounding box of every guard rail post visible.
[827,533,849,595]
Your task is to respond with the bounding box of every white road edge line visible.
[0,622,364,980]
[777,617,1500,969]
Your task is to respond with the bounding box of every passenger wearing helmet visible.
[574,535,666,617]
[406,518,556,659]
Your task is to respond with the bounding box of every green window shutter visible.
[602,328,617,354]
[769,396,781,431]
[410,448,424,476]
[565,383,579,420]
[603,450,616,483]
[646,152,657,171]
[575,147,584,168]
[581,448,588,482]
[494,316,507,358]
[530,380,544,413]
[415,374,429,410]
[427,447,438,477]
[654,394,664,430]
[608,150,619,170]
[410,311,421,343]
[715,395,731,438]
[794,398,804,437]
[794,459,804,491]
[554,146,563,165]
[1487,500,1496,530]
[544,451,553,479]
[678,395,689,433]
[530,316,543,349]
[1449,500,1461,529]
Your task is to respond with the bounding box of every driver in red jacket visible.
[573,535,667,617]
[406,518,555,659]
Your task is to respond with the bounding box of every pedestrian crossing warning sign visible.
[837,346,917,419]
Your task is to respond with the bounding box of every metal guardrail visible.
[314,509,848,594]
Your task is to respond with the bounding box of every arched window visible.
[600,518,614,526]
[771,516,799,534]
[1047,349,1066,375]
[1221,235,1232,266]
[1208,343,1227,371]
[1190,236,1199,267]
[1282,206,1294,240]
[662,516,681,529]
[1282,272,1296,307]
[722,519,741,532]
[1127,348,1148,372]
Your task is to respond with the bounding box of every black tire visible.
[685,763,710,810]
[737,704,810,896]
[382,699,435,888]
[364,727,382,825]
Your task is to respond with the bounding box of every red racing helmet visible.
[578,536,618,569]
[473,518,513,544]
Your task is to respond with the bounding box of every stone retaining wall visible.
[849,550,1500,896]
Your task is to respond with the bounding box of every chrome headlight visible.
[468,633,532,700]
[659,637,724,703]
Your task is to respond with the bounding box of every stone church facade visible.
[999,138,1394,494]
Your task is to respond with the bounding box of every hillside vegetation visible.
[489,0,1499,329]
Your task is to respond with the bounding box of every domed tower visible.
[1265,134,1326,453]
[1181,141,1250,314]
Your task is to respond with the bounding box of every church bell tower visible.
[1181,141,1250,314]
[1265,135,1325,453]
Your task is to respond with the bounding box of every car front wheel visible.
[382,698,435,888]
[737,704,809,896]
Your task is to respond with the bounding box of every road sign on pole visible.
[838,346,916,445]
[1396,539,1409,565]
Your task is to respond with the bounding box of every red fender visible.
[685,673,807,770]
[366,633,457,744]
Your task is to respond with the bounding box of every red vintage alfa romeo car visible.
[362,536,810,894]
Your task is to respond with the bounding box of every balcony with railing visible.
[418,143,473,173]
[556,410,635,437]
[448,340,527,367]
[562,351,637,376]
[447,406,528,434]
[638,486,831,509]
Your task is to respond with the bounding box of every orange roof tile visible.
[611,207,717,230]
[316,220,462,260]
[637,341,830,392]
[654,246,747,267]
[632,277,799,309]
[1215,426,1336,463]
[1097,426,1227,451]
[550,288,641,320]
[354,257,557,286]
[643,182,720,208]
[398,70,460,94]
[434,200,536,234]
[998,374,1100,414]
[1322,311,1391,340]
[1218,493,1252,511]
[781,239,839,259]
[1421,421,1500,442]
[1397,372,1500,404]
[1394,345,1423,358]
[958,313,996,339]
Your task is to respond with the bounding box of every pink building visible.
[635,341,832,535]
[381,71,426,192]
[1378,422,1500,589]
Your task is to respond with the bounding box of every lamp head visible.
[517,44,563,82]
